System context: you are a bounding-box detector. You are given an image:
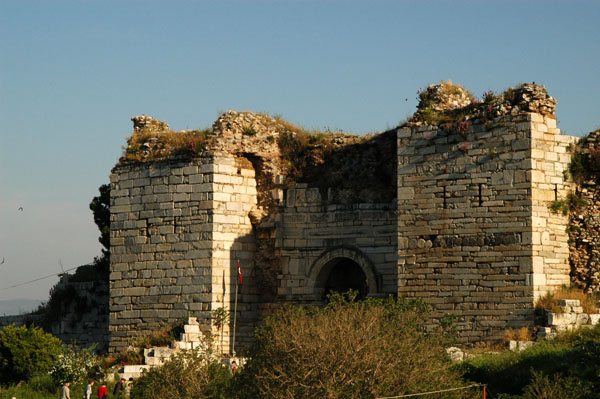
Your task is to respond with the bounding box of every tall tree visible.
[89,184,110,268]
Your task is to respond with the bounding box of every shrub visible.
[0,324,63,384]
[130,348,231,399]
[242,292,470,399]
[49,344,100,384]
[482,90,496,103]
[522,371,590,399]
[23,372,58,395]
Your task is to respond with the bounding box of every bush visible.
[49,344,100,384]
[130,348,231,399]
[0,324,63,384]
[24,372,58,395]
[522,371,590,399]
[242,292,470,399]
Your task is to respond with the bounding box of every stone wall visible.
[277,183,397,300]
[109,155,260,353]
[397,112,575,342]
[50,279,110,351]
[0,277,109,351]
[568,129,600,291]
[108,82,589,350]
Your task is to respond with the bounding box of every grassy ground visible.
[0,382,85,399]
[461,326,600,398]
[0,385,56,399]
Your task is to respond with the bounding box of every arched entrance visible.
[309,247,378,301]
[322,258,369,300]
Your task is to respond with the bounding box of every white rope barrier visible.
[376,383,483,399]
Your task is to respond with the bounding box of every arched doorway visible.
[322,258,369,300]
[309,247,379,301]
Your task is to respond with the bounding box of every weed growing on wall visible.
[569,131,600,183]
[550,192,586,215]
[535,286,599,314]
[123,128,212,162]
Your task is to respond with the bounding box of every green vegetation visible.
[131,348,231,399]
[568,131,600,183]
[549,191,586,215]
[131,318,186,350]
[240,292,469,399]
[95,319,187,369]
[0,382,58,399]
[462,326,600,398]
[212,307,230,352]
[89,183,111,272]
[0,325,106,398]
[411,83,534,132]
[535,285,599,315]
[6,296,600,399]
[49,344,100,384]
[277,128,335,181]
[0,324,63,384]
[126,293,471,399]
[123,127,212,162]
[242,124,258,136]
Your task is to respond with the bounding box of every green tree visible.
[89,183,110,269]
[0,324,63,383]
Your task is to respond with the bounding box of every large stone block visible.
[547,312,575,326]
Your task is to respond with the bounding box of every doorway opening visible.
[322,258,368,300]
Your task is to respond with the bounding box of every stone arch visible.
[308,247,379,300]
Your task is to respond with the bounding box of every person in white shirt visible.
[84,380,94,399]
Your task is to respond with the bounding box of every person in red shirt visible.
[97,382,108,399]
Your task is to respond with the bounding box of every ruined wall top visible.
[131,115,170,133]
[409,81,557,127]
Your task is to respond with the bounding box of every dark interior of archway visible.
[324,259,368,300]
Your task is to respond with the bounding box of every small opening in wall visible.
[555,184,558,201]
[237,168,242,175]
[479,183,483,206]
[443,186,447,209]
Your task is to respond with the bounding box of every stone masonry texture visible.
[107,82,588,352]
[397,82,576,343]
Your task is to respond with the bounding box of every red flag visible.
[237,260,243,285]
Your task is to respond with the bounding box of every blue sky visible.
[1,0,599,304]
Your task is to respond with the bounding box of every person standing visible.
[84,380,94,399]
[60,382,71,399]
[114,378,126,398]
[124,377,134,399]
[97,382,108,399]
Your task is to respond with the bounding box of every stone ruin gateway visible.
[108,82,580,353]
